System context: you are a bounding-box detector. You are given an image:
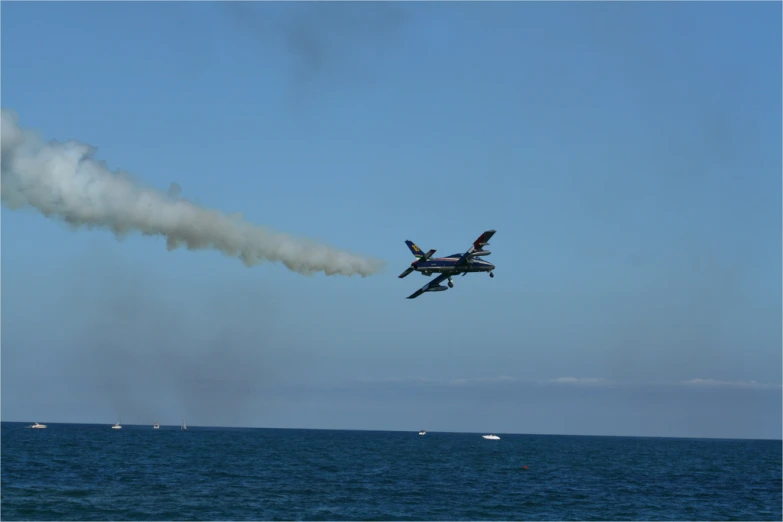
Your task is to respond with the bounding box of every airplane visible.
[398,230,496,299]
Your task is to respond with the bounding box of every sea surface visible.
[2,422,781,521]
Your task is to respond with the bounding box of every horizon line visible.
[3,420,780,442]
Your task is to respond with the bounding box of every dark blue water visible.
[2,422,780,521]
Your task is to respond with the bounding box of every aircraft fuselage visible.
[411,254,495,275]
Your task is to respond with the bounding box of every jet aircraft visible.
[398,230,496,299]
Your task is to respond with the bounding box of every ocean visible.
[2,422,780,521]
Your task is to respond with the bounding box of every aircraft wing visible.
[469,230,496,254]
[406,273,449,299]
[457,229,496,266]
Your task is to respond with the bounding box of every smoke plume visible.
[0,109,384,277]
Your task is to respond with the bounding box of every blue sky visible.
[1,1,780,439]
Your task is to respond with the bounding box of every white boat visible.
[30,422,47,429]
[112,422,122,430]
[482,434,500,440]
[418,430,426,435]
[153,422,160,429]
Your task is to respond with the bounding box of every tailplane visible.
[400,240,436,279]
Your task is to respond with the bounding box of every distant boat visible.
[181,420,187,431]
[418,430,427,435]
[112,422,122,430]
[30,422,47,429]
[153,422,160,429]
[482,434,500,440]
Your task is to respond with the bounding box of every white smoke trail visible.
[0,109,384,277]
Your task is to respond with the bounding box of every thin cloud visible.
[355,376,436,384]
[547,377,616,385]
[448,376,519,386]
[350,375,527,388]
[348,375,781,391]
[679,378,782,390]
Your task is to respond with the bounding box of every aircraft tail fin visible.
[405,240,425,258]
